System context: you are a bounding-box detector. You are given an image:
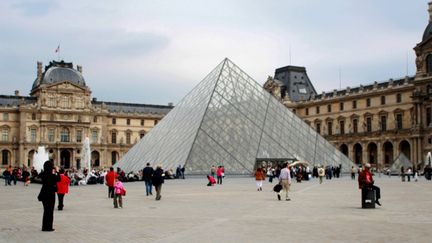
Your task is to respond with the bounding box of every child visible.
[113,177,125,208]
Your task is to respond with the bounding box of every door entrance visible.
[60,149,71,169]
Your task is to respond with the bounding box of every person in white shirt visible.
[278,162,292,201]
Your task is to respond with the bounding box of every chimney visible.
[37,61,43,81]
[77,65,82,73]
[14,90,19,96]
[429,2,432,22]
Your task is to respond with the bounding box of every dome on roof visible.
[423,22,432,42]
[32,60,86,90]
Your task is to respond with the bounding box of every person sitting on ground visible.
[358,163,381,206]
[207,175,216,186]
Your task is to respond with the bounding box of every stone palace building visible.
[0,60,172,169]
[264,3,432,170]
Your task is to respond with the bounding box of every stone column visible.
[377,141,382,169]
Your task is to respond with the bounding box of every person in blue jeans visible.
[142,163,154,196]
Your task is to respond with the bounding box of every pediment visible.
[45,81,87,92]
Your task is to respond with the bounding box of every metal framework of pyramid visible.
[114,58,356,175]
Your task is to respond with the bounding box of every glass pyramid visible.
[390,153,413,173]
[114,58,356,175]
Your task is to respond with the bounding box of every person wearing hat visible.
[358,163,381,206]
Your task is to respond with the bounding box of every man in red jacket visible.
[358,163,381,206]
[56,168,71,211]
[105,167,117,198]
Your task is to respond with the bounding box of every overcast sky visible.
[0,0,429,105]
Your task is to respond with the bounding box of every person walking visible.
[351,166,356,180]
[406,167,412,182]
[105,167,117,198]
[152,165,164,200]
[255,166,265,191]
[318,166,325,184]
[56,169,70,211]
[278,162,292,201]
[38,161,60,232]
[358,163,381,206]
[142,163,154,196]
[113,177,125,208]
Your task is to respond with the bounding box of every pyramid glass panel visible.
[114,58,356,174]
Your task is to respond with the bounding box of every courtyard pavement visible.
[0,175,431,243]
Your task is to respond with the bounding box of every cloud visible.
[0,0,429,104]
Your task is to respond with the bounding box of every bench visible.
[361,187,375,209]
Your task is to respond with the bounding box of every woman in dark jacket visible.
[38,161,60,231]
[152,165,164,200]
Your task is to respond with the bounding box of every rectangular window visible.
[2,150,8,165]
[381,96,386,105]
[62,96,70,108]
[316,123,321,134]
[381,116,387,132]
[396,114,403,130]
[92,131,98,144]
[316,106,320,114]
[111,132,117,144]
[305,108,309,116]
[154,120,158,126]
[366,117,372,132]
[427,108,432,126]
[127,118,131,125]
[340,102,344,111]
[327,104,331,113]
[353,119,358,133]
[3,113,8,121]
[76,99,84,109]
[48,129,55,142]
[2,129,9,142]
[396,93,402,103]
[112,118,116,125]
[327,121,332,135]
[76,130,82,143]
[48,97,56,107]
[340,120,345,135]
[60,129,69,142]
[93,116,98,123]
[352,100,357,109]
[126,132,131,144]
[366,98,371,107]
[30,128,37,143]
[141,119,144,126]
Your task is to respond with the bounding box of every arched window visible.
[111,151,119,165]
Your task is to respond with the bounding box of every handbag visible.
[273,183,282,192]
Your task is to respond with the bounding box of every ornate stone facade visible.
[264,3,432,170]
[0,60,172,169]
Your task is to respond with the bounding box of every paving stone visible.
[0,176,431,242]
